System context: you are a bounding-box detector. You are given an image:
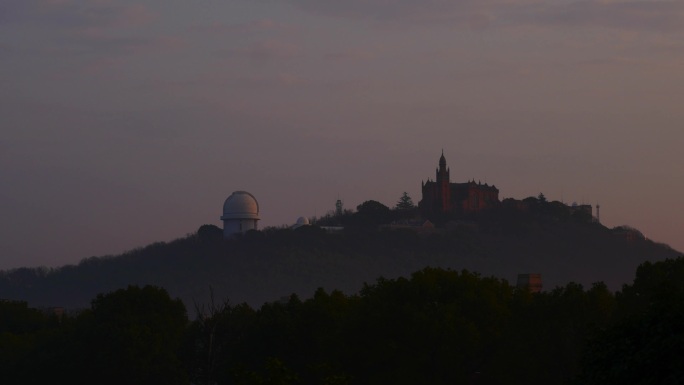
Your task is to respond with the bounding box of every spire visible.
[439,150,446,169]
[436,150,449,185]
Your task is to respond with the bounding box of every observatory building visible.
[221,191,260,238]
[292,216,310,229]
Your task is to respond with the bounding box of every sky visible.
[1,0,683,270]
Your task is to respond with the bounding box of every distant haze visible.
[1,0,683,269]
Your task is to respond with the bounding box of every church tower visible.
[436,151,451,212]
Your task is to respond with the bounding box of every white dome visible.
[296,216,310,225]
[221,191,260,220]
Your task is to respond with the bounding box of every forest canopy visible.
[3,258,684,384]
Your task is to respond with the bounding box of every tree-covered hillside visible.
[0,200,679,310]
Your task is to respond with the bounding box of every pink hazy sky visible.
[1,0,683,269]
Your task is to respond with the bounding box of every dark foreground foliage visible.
[579,258,684,385]
[1,285,188,385]
[3,258,684,385]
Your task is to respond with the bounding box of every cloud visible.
[1,0,161,53]
[285,0,684,33]
[245,40,302,61]
[51,31,184,56]
[190,18,304,67]
[0,1,185,77]
[1,0,156,29]
[234,73,307,88]
[193,18,300,35]
[324,48,375,62]
[515,1,684,32]
[218,39,303,63]
[286,0,527,26]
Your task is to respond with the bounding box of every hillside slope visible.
[1,214,680,309]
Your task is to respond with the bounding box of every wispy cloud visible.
[324,48,375,62]
[1,0,156,29]
[289,0,507,28]
[286,0,684,33]
[0,0,185,77]
[1,0,159,53]
[218,39,303,64]
[234,72,307,88]
[193,18,300,35]
[514,1,684,32]
[244,40,302,61]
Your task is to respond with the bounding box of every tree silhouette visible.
[197,224,223,241]
[537,192,547,203]
[395,192,415,210]
[352,200,393,226]
[84,285,189,385]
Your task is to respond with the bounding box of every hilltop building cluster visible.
[419,151,500,218]
[220,151,596,238]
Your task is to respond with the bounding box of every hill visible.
[1,204,680,309]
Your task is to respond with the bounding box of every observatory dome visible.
[291,216,310,229]
[221,191,260,220]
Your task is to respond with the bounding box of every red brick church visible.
[419,151,499,218]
